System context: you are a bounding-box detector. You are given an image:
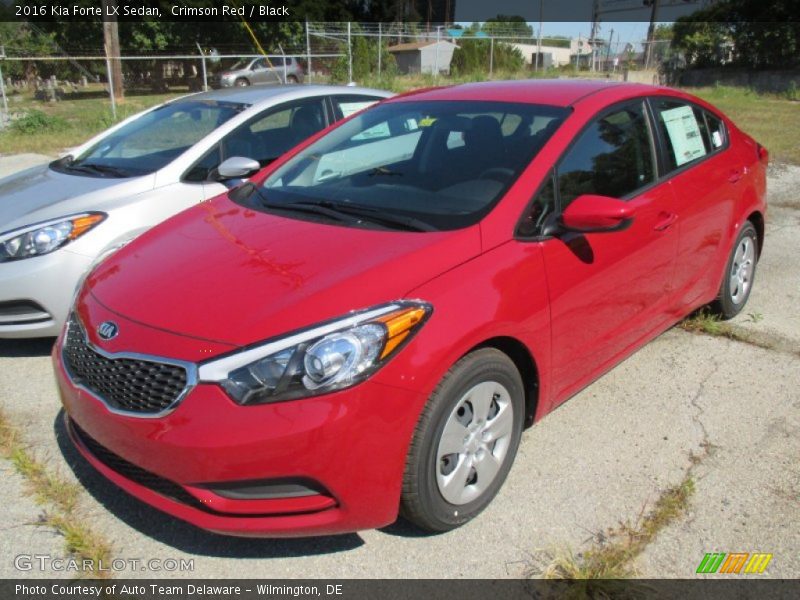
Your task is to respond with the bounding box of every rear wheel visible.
[400,348,524,532]
[286,75,299,84]
[714,221,758,319]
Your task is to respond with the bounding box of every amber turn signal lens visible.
[377,306,428,359]
[69,214,105,240]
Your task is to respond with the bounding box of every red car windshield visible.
[259,100,569,231]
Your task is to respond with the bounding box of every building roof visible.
[388,41,458,53]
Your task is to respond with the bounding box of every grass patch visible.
[678,309,773,350]
[0,86,177,155]
[540,478,696,580]
[0,408,113,578]
[685,85,800,166]
[678,310,729,337]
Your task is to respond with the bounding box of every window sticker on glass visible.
[339,101,378,118]
[712,130,722,148]
[352,122,391,141]
[661,105,707,166]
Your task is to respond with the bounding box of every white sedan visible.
[0,84,391,338]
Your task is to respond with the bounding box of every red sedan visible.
[54,80,767,536]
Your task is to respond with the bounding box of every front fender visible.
[372,239,553,420]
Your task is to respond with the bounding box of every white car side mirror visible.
[216,156,261,181]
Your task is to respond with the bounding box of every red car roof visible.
[390,79,650,107]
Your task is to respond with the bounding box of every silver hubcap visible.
[729,236,755,305]
[436,381,514,505]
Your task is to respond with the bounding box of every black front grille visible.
[68,418,208,511]
[62,317,189,415]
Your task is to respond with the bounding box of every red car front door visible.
[538,100,680,405]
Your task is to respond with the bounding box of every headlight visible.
[0,213,106,262]
[198,301,431,405]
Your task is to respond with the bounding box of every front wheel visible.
[714,221,759,319]
[400,348,524,532]
[235,78,250,87]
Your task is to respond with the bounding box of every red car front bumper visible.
[54,338,425,537]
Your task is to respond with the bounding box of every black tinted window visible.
[518,172,555,237]
[260,101,569,231]
[222,99,326,167]
[557,102,655,208]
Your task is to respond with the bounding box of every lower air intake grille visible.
[68,418,207,510]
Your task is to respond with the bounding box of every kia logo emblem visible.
[97,321,119,340]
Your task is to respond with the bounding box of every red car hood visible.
[87,196,480,347]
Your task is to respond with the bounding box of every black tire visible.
[713,221,759,319]
[286,75,299,84]
[400,348,525,532]
[235,78,250,87]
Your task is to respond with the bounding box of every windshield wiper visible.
[311,201,436,232]
[242,185,436,232]
[266,201,364,225]
[65,162,131,178]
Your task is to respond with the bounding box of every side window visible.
[184,144,221,182]
[184,100,327,181]
[221,99,326,166]
[704,111,726,151]
[557,102,655,209]
[653,99,724,172]
[518,171,556,237]
[331,95,384,121]
[268,56,284,68]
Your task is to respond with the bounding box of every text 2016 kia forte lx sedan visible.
[54,80,766,537]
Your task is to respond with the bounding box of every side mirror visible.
[214,156,261,182]
[560,194,636,233]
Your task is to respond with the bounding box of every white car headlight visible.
[198,302,431,405]
[0,213,106,262]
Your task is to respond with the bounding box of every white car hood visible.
[0,163,156,232]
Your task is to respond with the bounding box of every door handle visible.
[654,212,678,231]
[728,170,742,183]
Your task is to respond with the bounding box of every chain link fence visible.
[0,23,676,126]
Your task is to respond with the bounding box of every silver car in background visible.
[214,56,305,87]
[0,85,391,338]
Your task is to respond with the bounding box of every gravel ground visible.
[0,158,797,579]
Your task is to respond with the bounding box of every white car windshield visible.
[54,100,247,178]
[257,100,568,231]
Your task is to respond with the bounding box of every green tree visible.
[482,16,533,42]
[451,39,523,76]
[673,0,799,69]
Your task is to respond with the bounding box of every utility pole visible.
[434,25,442,81]
[535,0,544,72]
[102,0,123,100]
[643,0,661,70]
[305,20,312,83]
[347,22,353,84]
[589,0,599,72]
[605,28,614,72]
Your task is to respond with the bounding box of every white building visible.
[388,41,459,75]
[511,43,573,69]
